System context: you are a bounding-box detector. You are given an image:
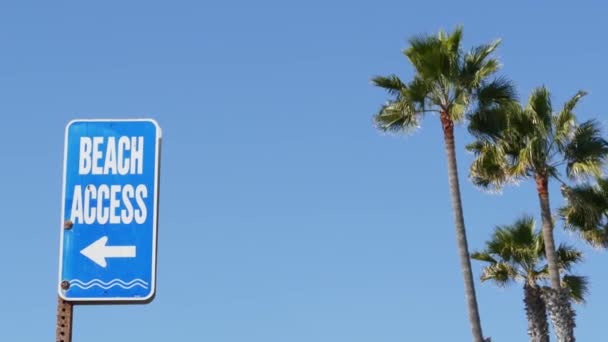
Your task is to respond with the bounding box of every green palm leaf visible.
[564,120,608,179]
[562,275,589,303]
[554,90,587,151]
[468,140,510,190]
[526,86,553,138]
[462,40,502,89]
[561,179,608,247]
[371,75,406,96]
[479,262,519,286]
[555,244,583,272]
[374,101,420,133]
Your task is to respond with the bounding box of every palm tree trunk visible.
[535,175,561,289]
[524,284,550,342]
[542,287,576,342]
[440,112,485,342]
[536,175,576,341]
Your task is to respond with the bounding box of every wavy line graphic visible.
[71,282,148,290]
[69,278,149,290]
[70,278,148,286]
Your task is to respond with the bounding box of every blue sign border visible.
[57,118,162,303]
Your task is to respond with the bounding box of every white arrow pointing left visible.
[80,236,136,268]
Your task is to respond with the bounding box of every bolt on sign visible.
[58,119,161,302]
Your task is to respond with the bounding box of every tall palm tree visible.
[561,177,608,247]
[468,87,608,341]
[472,216,588,342]
[372,26,515,342]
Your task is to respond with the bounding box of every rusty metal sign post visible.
[56,221,74,342]
[56,296,73,342]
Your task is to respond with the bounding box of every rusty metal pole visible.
[57,220,74,342]
[56,296,73,342]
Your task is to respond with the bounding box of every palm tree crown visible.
[373,26,514,133]
[468,87,608,191]
[472,215,588,301]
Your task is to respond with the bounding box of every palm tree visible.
[561,177,608,247]
[468,87,608,341]
[472,216,588,342]
[372,26,515,342]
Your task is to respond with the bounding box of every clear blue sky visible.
[1,1,606,341]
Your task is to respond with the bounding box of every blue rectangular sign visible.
[58,119,161,302]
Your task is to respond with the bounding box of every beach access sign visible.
[58,119,161,302]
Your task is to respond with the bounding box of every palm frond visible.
[407,76,432,107]
[533,265,549,279]
[555,243,583,271]
[526,86,553,138]
[508,137,537,178]
[599,177,608,193]
[405,26,466,92]
[374,101,420,133]
[486,216,538,264]
[445,25,463,58]
[561,180,608,248]
[467,82,518,142]
[405,33,447,81]
[448,89,468,122]
[564,120,608,179]
[506,216,540,263]
[554,90,587,151]
[468,140,510,191]
[505,105,538,140]
[562,275,589,303]
[561,183,606,230]
[462,39,502,89]
[471,251,497,263]
[475,77,517,108]
[479,262,519,286]
[574,229,608,249]
[561,90,587,115]
[371,75,406,96]
[467,105,510,142]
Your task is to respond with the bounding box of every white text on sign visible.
[70,136,149,225]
